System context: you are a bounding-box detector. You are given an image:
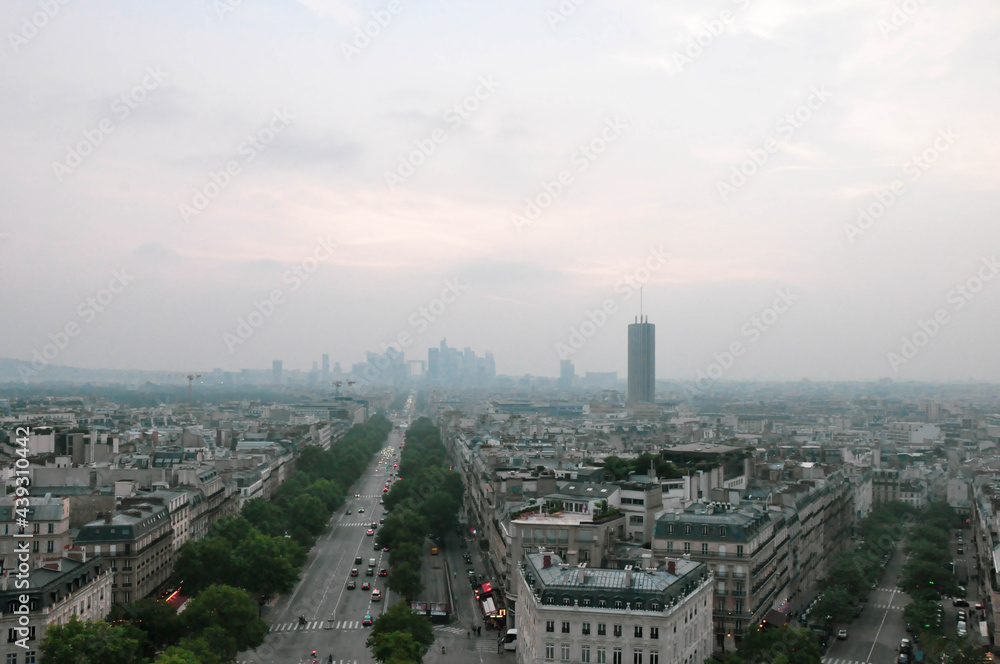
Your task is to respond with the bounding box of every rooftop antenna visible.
[640,286,644,323]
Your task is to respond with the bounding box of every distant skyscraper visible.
[272,360,283,385]
[627,317,655,403]
[322,354,330,377]
[559,359,575,390]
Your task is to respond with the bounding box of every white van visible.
[369,558,376,567]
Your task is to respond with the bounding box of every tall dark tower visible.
[627,315,655,403]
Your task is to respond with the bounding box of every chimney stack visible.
[577,563,587,583]
[667,560,676,574]
[543,554,551,568]
[624,565,633,586]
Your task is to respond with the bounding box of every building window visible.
[562,621,570,634]
[666,541,674,552]
[701,526,709,536]
[634,600,644,610]
[683,542,691,554]
[666,524,673,534]
[598,623,607,636]
[701,543,709,555]
[24,654,35,664]
[561,644,571,661]
[582,598,592,607]
[614,599,624,609]
[684,525,692,535]
[545,644,554,661]
[650,651,659,664]
[650,627,659,639]
[597,647,607,664]
[634,649,643,664]
[613,625,622,637]
[582,646,591,663]
[546,620,555,633]
[634,626,643,637]
[598,599,607,608]
[6,653,16,664]
[563,596,572,606]
[46,541,54,553]
[582,622,591,635]
[736,545,744,557]
[613,647,623,664]
[47,524,54,534]
[719,527,727,537]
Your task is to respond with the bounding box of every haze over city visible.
[3,0,1000,382]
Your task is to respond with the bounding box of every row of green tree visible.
[809,501,914,626]
[368,418,463,664]
[41,414,393,663]
[42,585,267,664]
[901,502,962,644]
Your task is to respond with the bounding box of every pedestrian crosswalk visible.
[872,604,903,610]
[822,658,871,664]
[270,620,365,631]
[874,587,902,592]
[436,625,466,635]
[476,640,496,652]
[340,522,377,527]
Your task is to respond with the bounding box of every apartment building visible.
[652,502,789,651]
[515,551,713,664]
[74,504,173,604]
[872,469,900,506]
[0,555,112,664]
[0,495,72,572]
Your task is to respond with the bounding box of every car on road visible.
[366,529,374,536]
[374,542,381,550]
[355,556,363,564]
[954,599,970,607]
[977,603,985,611]
[371,589,381,602]
[958,610,967,622]
[366,568,374,576]
[898,654,910,664]
[347,581,356,590]
[362,614,373,627]
[350,568,359,576]
[382,546,388,552]
[900,638,912,654]
[359,507,365,513]
[837,629,848,640]
[346,509,351,514]
[383,487,389,492]
[958,547,964,554]
[378,568,387,577]
[361,582,370,590]
[958,621,968,637]
[371,521,378,528]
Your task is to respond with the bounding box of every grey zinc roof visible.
[525,551,704,592]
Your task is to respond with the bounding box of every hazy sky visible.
[2,0,999,383]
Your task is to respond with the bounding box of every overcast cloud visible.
[2,0,999,382]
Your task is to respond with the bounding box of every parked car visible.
[954,599,970,607]
[837,629,848,640]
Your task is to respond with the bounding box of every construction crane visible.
[187,374,201,404]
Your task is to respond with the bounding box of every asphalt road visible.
[237,429,403,664]
[822,545,910,664]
